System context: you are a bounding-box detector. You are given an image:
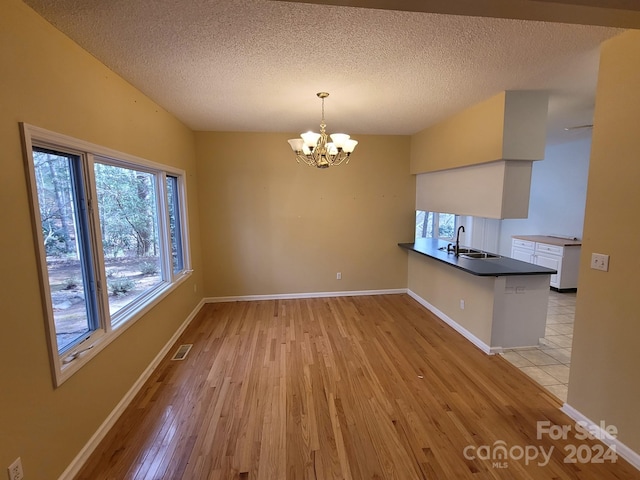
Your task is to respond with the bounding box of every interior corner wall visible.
[0,1,203,478]
[568,30,640,456]
[194,132,414,298]
[497,138,591,255]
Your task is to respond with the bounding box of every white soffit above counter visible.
[416,161,533,220]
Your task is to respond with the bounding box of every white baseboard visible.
[58,298,206,480]
[561,403,640,471]
[406,289,494,355]
[205,288,407,303]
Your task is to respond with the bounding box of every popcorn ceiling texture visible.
[23,0,621,136]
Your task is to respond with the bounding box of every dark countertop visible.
[399,238,557,277]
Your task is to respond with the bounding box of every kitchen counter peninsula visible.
[400,238,554,353]
[399,238,557,277]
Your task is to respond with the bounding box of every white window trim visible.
[416,211,458,240]
[433,212,456,240]
[21,123,192,387]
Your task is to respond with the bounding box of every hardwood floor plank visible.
[74,295,640,480]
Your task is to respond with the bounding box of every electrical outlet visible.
[591,253,609,272]
[7,457,24,480]
[336,272,342,280]
[460,299,465,310]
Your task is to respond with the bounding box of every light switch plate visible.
[591,253,609,272]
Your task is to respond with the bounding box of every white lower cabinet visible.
[511,238,581,291]
[511,244,534,263]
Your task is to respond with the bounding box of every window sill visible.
[54,270,193,387]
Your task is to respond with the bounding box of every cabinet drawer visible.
[535,243,564,256]
[513,239,535,250]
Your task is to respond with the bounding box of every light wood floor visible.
[75,294,638,479]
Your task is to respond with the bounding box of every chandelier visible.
[287,92,358,169]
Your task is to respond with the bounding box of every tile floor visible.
[500,290,576,402]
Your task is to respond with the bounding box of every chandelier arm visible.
[312,148,323,166]
[301,154,316,167]
[309,144,320,165]
[332,155,345,166]
[295,153,313,166]
[290,91,356,168]
[336,152,352,166]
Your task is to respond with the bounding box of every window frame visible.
[415,210,458,240]
[166,174,185,275]
[21,123,192,387]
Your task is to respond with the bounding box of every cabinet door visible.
[535,252,561,288]
[511,246,534,263]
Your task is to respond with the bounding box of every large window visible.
[93,162,164,320]
[31,148,99,354]
[22,124,191,386]
[416,211,456,239]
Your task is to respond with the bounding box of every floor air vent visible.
[171,344,193,361]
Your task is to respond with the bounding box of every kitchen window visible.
[22,124,191,386]
[416,211,457,239]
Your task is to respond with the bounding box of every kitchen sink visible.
[460,252,500,259]
[437,246,477,254]
[437,245,500,259]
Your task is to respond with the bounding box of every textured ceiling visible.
[23,0,622,141]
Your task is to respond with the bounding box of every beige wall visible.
[410,92,506,174]
[568,30,640,454]
[195,132,414,297]
[0,1,203,478]
[407,253,496,345]
[410,90,548,175]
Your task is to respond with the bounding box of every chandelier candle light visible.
[288,92,358,168]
